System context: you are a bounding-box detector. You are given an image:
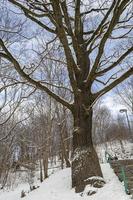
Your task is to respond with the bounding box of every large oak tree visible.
[0,0,133,192]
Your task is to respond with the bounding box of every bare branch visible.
[95,67,133,98]
[0,39,73,110]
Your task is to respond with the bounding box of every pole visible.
[125,111,132,142]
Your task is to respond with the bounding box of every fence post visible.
[120,166,129,194]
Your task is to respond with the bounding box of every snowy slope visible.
[96,141,133,163]
[0,164,132,200]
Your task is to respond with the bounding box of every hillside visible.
[0,163,132,200]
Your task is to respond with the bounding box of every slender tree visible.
[0,0,133,192]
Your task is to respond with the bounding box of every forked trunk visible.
[71,96,103,193]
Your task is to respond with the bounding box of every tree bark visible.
[71,93,103,192]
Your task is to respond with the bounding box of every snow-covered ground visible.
[0,163,132,200]
[0,141,132,200]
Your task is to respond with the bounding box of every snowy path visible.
[0,164,132,200]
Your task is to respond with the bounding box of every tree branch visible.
[96,46,133,76]
[86,0,131,85]
[0,39,73,111]
[8,0,56,34]
[94,68,133,98]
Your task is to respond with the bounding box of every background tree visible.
[0,0,133,192]
[116,76,133,113]
[93,104,112,150]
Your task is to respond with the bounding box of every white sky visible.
[103,94,125,115]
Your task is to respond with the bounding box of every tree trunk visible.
[61,150,64,169]
[42,151,48,179]
[60,126,71,168]
[39,159,43,182]
[71,94,103,193]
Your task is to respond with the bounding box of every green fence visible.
[120,166,129,194]
[105,151,129,194]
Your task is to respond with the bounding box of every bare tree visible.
[0,0,133,192]
[93,105,112,146]
[55,105,71,168]
[116,77,133,113]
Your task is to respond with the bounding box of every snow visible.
[96,141,133,163]
[0,164,132,200]
[72,147,89,162]
[85,176,105,181]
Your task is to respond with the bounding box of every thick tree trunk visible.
[71,94,103,193]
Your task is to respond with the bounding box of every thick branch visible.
[94,68,133,98]
[97,46,133,76]
[86,0,117,47]
[75,0,82,39]
[0,39,73,110]
[50,1,79,92]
